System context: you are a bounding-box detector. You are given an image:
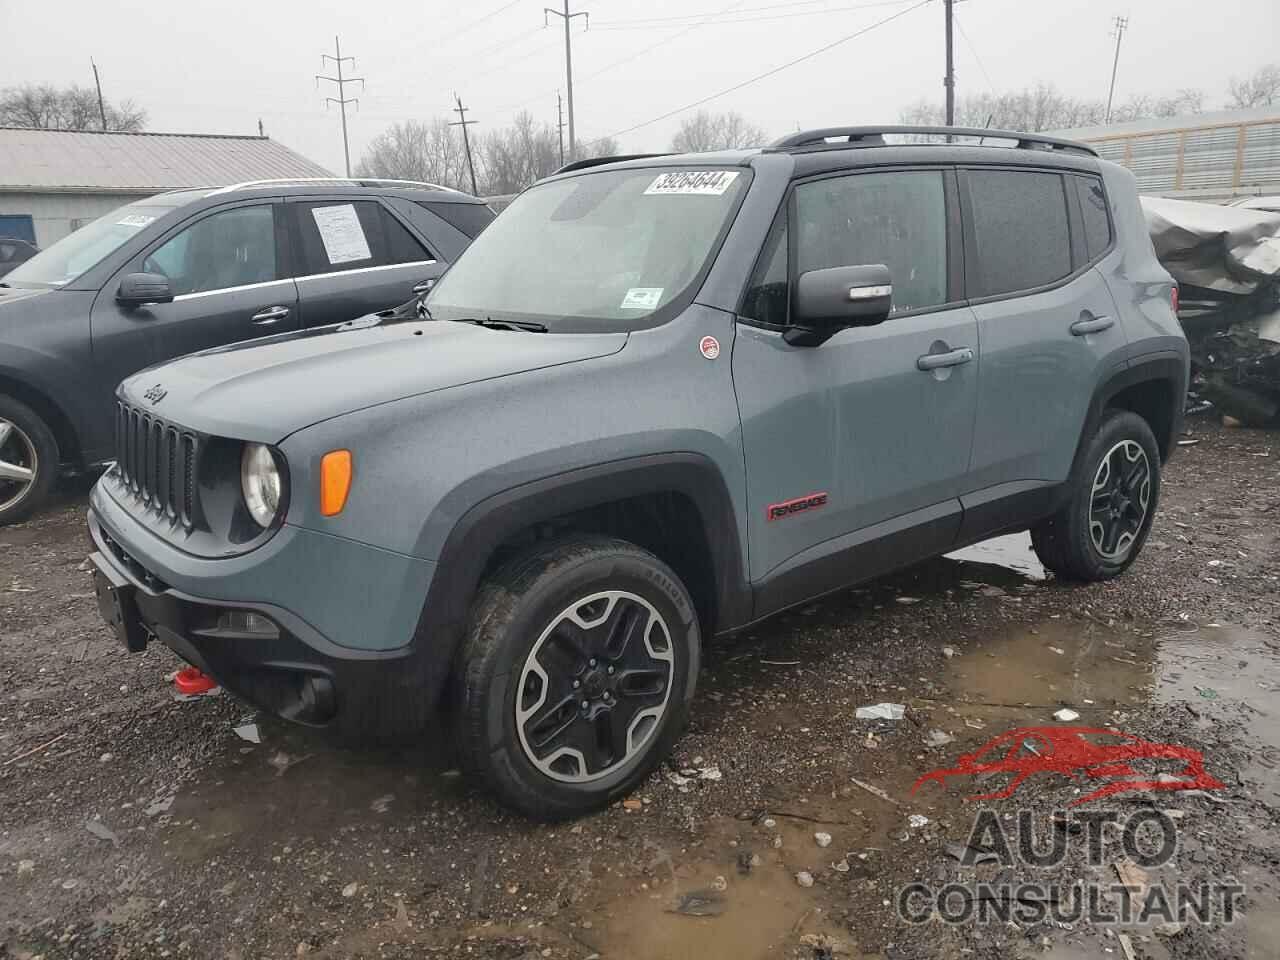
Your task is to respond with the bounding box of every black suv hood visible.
[119,319,627,443]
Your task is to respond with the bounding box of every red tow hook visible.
[174,666,218,696]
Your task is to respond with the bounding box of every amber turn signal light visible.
[319,450,353,517]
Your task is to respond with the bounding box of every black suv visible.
[0,179,493,523]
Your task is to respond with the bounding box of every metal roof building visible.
[0,128,332,247]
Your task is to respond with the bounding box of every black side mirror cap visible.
[786,263,893,346]
[116,272,174,307]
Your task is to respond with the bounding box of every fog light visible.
[216,610,279,638]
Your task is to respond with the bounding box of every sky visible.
[2,0,1277,178]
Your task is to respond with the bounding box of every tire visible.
[1031,409,1161,582]
[456,535,701,820]
[0,394,58,526]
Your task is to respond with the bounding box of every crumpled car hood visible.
[119,319,627,442]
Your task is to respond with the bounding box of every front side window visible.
[4,199,182,288]
[967,170,1072,297]
[740,215,788,326]
[143,204,278,296]
[426,167,749,331]
[794,170,948,314]
[294,200,432,276]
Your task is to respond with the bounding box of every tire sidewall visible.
[0,395,58,525]
[1068,411,1161,579]
[479,547,699,815]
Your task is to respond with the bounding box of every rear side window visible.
[967,170,1072,298]
[1074,175,1114,261]
[795,170,948,314]
[294,200,433,276]
[417,200,496,239]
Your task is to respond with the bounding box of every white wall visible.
[0,191,154,247]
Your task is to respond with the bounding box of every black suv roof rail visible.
[767,126,1099,158]
[200,177,472,197]
[554,153,673,175]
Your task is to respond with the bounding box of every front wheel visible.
[455,536,700,820]
[1031,409,1161,582]
[0,395,58,526]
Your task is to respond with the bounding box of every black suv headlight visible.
[241,443,286,528]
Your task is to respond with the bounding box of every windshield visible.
[426,167,749,329]
[4,199,183,288]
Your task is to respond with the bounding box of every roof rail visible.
[204,177,470,196]
[554,153,673,175]
[768,126,1099,157]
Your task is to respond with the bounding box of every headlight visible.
[241,443,284,528]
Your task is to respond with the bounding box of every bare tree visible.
[479,112,562,196]
[671,110,769,153]
[900,82,1205,133]
[1228,64,1280,109]
[0,84,145,132]
[355,119,473,191]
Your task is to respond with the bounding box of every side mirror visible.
[116,272,174,307]
[785,264,893,347]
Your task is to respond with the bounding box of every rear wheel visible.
[1031,410,1160,582]
[456,536,700,820]
[0,395,58,526]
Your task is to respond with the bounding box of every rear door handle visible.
[1070,316,1114,336]
[251,305,291,325]
[411,279,436,296]
[917,347,974,371]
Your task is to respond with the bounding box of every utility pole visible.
[90,58,107,131]
[1105,15,1128,124]
[257,118,265,137]
[450,94,480,196]
[545,1,588,158]
[556,92,566,166]
[943,0,955,128]
[316,36,364,177]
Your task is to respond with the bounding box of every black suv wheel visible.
[1031,409,1161,582]
[0,395,58,526]
[456,536,700,819]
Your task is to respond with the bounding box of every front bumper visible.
[88,482,444,739]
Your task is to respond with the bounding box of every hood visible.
[119,319,628,442]
[0,284,56,312]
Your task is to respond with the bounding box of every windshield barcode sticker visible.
[620,287,664,310]
[644,171,740,197]
[116,214,156,228]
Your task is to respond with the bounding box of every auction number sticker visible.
[644,170,740,197]
[620,287,664,310]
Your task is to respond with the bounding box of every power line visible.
[953,11,995,95]
[316,35,365,177]
[449,0,526,43]
[1105,15,1128,123]
[592,0,914,28]
[593,0,934,145]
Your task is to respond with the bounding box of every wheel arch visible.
[412,453,751,707]
[0,368,81,467]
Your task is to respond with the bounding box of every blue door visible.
[0,214,36,243]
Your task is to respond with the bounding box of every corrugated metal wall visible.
[0,192,152,247]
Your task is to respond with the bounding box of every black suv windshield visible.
[426,167,748,330]
[4,198,184,289]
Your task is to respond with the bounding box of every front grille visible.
[114,401,200,530]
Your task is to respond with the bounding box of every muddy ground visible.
[3,419,1279,960]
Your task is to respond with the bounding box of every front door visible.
[733,167,979,610]
[89,199,299,443]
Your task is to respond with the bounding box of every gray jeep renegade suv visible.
[88,127,1187,819]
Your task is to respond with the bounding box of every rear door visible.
[960,166,1128,495]
[89,199,299,440]
[287,197,443,327]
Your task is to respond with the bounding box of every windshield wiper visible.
[449,317,548,333]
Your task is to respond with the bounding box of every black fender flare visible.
[408,453,751,707]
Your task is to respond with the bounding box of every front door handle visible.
[1070,316,1114,336]
[251,305,291,325]
[917,347,975,371]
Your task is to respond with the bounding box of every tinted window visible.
[1074,175,1113,261]
[967,170,1071,297]
[795,170,947,314]
[741,215,788,326]
[294,200,431,276]
[418,200,496,239]
[143,204,278,296]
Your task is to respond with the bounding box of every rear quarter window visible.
[417,200,496,239]
[967,170,1072,298]
[1074,174,1114,261]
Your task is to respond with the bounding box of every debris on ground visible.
[1118,932,1138,960]
[924,729,955,748]
[945,842,1002,865]
[143,795,174,817]
[795,871,814,888]
[1113,859,1149,897]
[267,751,314,777]
[84,819,120,846]
[1053,708,1081,722]
[232,722,262,744]
[849,777,899,805]
[669,890,726,916]
[854,703,905,721]
[341,882,359,898]
[814,832,832,847]
[907,814,930,829]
